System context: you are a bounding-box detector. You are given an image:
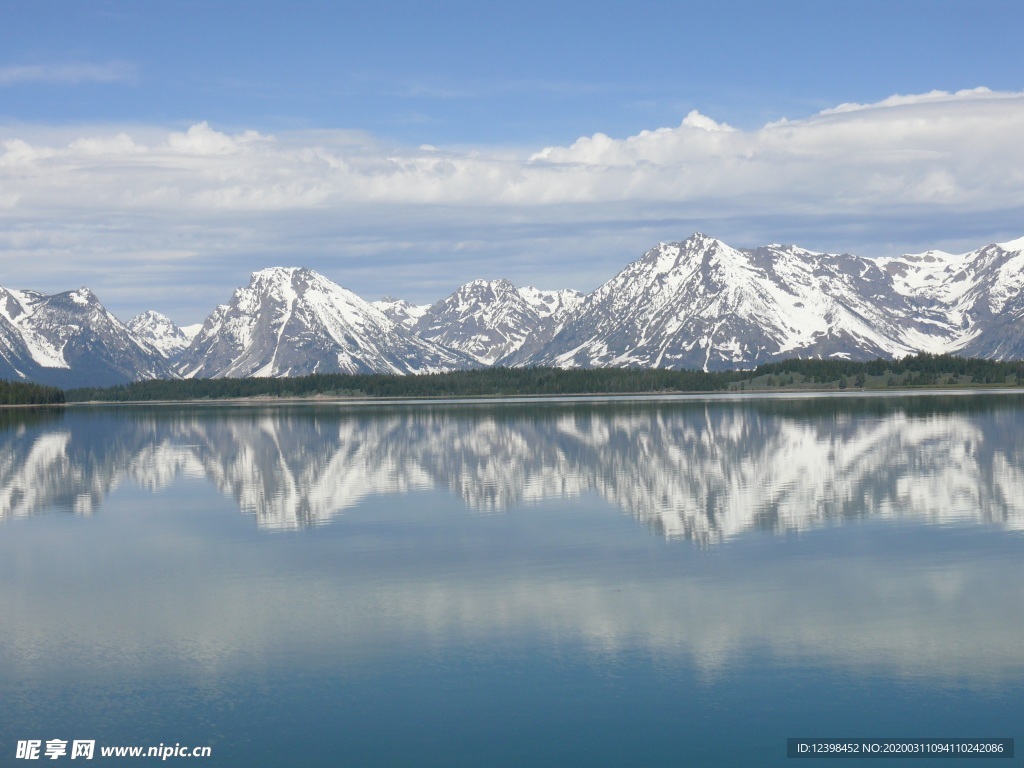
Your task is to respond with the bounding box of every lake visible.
[1,393,1022,766]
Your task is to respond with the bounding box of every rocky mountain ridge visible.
[409,279,583,365]
[173,267,473,378]
[509,234,1024,369]
[3,233,1024,386]
[0,286,173,387]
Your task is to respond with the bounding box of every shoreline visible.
[41,384,1024,408]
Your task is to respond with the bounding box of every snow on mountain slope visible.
[6,232,1024,387]
[876,238,1024,359]
[514,234,922,371]
[128,311,194,359]
[372,297,431,330]
[517,286,584,322]
[0,312,44,382]
[24,288,173,385]
[0,288,69,373]
[413,279,583,365]
[176,267,473,378]
[949,240,1024,360]
[0,285,171,386]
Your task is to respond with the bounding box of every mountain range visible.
[3,233,1024,387]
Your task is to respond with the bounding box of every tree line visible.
[0,379,65,405]
[0,353,1018,405]
[64,366,741,402]
[755,352,1024,386]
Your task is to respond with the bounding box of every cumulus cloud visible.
[3,88,1022,212]
[1,88,1024,320]
[165,122,272,155]
[526,89,1024,211]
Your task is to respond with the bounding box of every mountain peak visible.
[682,232,725,249]
[996,235,1024,252]
[413,278,568,365]
[0,285,173,386]
[68,287,99,306]
[130,309,172,324]
[9,231,1024,386]
[458,278,516,293]
[250,266,314,284]
[177,267,470,378]
[373,296,431,329]
[128,311,192,360]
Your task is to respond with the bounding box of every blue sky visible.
[2,0,1024,323]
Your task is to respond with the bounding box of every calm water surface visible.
[1,394,1022,766]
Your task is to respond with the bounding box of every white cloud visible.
[0,61,137,86]
[820,86,999,114]
[525,89,1024,211]
[68,133,147,156]
[165,122,272,155]
[3,88,1023,212]
[1,88,1024,321]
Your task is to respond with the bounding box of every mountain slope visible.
[127,311,195,359]
[512,234,924,370]
[6,232,1024,387]
[0,286,171,387]
[877,237,1024,360]
[175,267,474,378]
[371,297,430,330]
[412,279,582,365]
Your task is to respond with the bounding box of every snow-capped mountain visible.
[518,285,585,322]
[413,279,583,365]
[876,236,1024,360]
[508,234,901,369]
[0,286,171,387]
[5,232,1024,388]
[372,296,430,330]
[0,289,51,383]
[127,310,197,359]
[512,233,1024,371]
[175,267,474,378]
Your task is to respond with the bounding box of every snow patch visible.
[996,235,1024,252]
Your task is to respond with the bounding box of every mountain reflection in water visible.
[3,394,1024,541]
[2,394,1023,766]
